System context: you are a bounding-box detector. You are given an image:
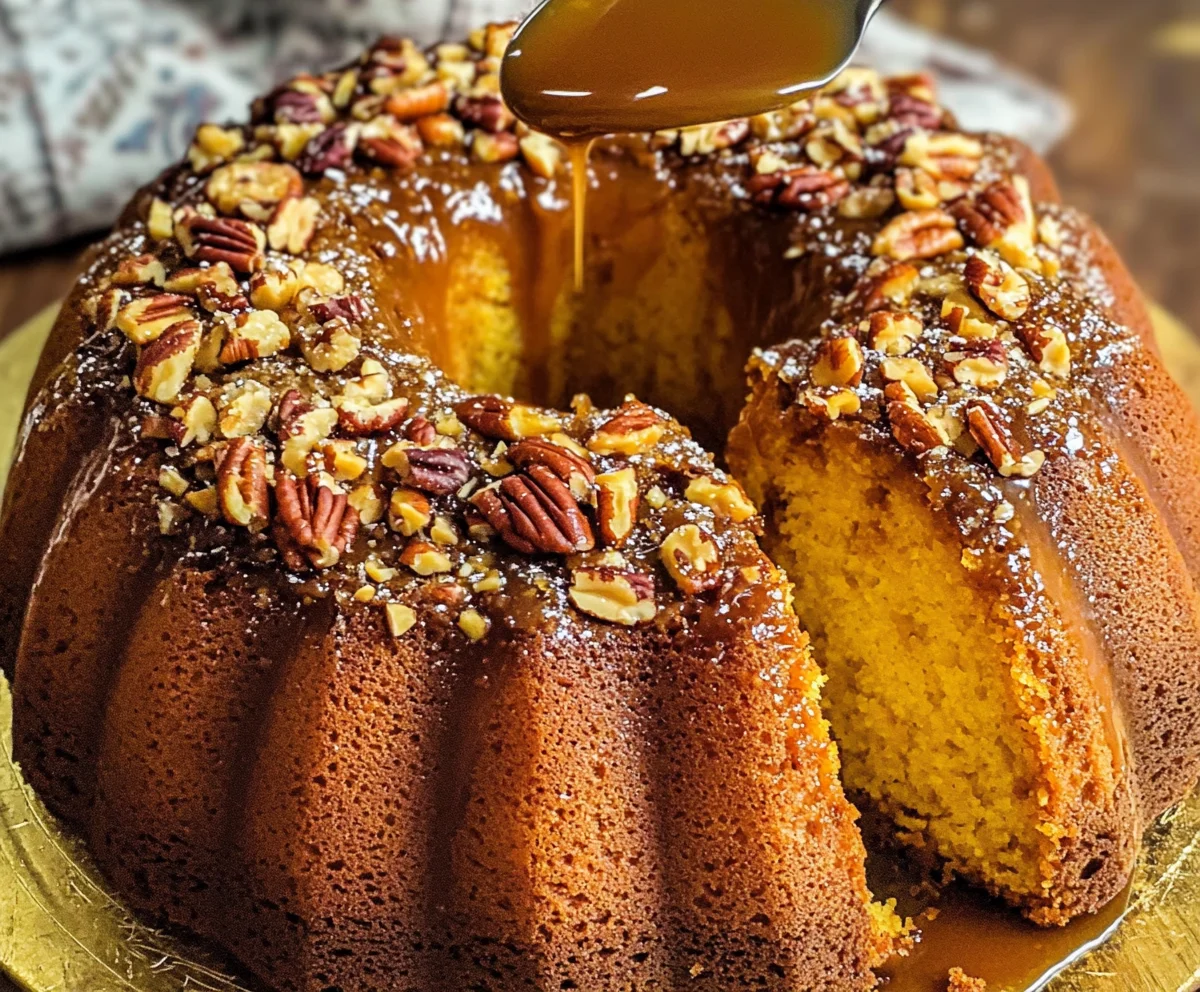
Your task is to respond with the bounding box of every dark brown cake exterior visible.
[0,25,897,992]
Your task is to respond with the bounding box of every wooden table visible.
[1,0,1197,345]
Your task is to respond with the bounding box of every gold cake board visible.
[2,304,1200,992]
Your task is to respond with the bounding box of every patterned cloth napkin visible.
[0,0,1070,255]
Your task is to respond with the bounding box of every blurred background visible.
[0,0,1198,345]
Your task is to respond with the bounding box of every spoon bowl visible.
[501,0,886,137]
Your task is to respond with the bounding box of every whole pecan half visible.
[399,446,473,494]
[176,211,265,272]
[453,394,514,439]
[888,93,944,130]
[216,437,270,532]
[885,383,946,455]
[470,467,595,555]
[274,466,360,569]
[951,182,1025,248]
[270,89,326,124]
[298,122,355,175]
[507,438,595,495]
[746,165,849,212]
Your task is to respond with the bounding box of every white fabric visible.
[0,1,1070,254]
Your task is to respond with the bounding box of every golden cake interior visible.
[734,424,1052,903]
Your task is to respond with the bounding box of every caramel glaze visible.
[730,138,1200,929]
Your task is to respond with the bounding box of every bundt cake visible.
[1,18,1199,992]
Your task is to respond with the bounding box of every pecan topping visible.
[1016,323,1072,379]
[358,120,424,169]
[587,401,665,456]
[453,395,559,441]
[405,416,438,445]
[394,446,473,494]
[133,320,202,404]
[885,382,948,455]
[595,467,638,546]
[216,437,270,532]
[872,209,964,261]
[455,94,515,133]
[860,261,920,312]
[568,567,656,625]
[888,92,943,130]
[966,401,1045,478]
[309,294,369,324]
[507,438,595,500]
[176,210,265,272]
[219,309,291,364]
[297,122,355,174]
[206,161,303,219]
[384,81,450,120]
[864,310,923,356]
[952,181,1025,248]
[116,293,194,346]
[746,165,849,211]
[964,252,1030,320]
[811,336,865,388]
[471,130,520,164]
[946,340,1009,389]
[274,467,360,569]
[268,88,328,124]
[661,524,722,595]
[338,396,409,436]
[470,468,595,555]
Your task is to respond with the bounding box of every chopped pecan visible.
[964,252,1030,320]
[471,130,520,164]
[684,476,757,522]
[946,340,1009,389]
[417,112,466,148]
[297,122,356,174]
[965,401,1045,478]
[338,396,409,436]
[389,487,433,535]
[391,445,473,494]
[274,466,360,569]
[469,468,595,555]
[206,161,303,219]
[216,437,270,532]
[267,88,328,124]
[872,209,964,261]
[568,567,656,625]
[176,210,265,272]
[455,94,515,133]
[885,382,948,455]
[587,401,665,456]
[111,253,167,287]
[595,467,639,546]
[134,320,202,403]
[801,386,862,421]
[116,293,194,345]
[399,540,453,575]
[358,119,424,169]
[219,309,291,363]
[888,92,944,130]
[660,524,722,595]
[746,165,850,211]
[1015,323,1072,378]
[299,316,361,372]
[308,294,368,324]
[811,336,865,388]
[860,261,920,312]
[863,310,923,356]
[405,416,438,445]
[268,196,321,254]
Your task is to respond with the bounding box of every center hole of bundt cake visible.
[423,162,810,449]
